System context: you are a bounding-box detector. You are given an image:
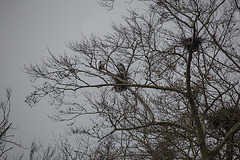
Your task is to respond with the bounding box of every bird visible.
[98,61,106,70]
[113,63,128,92]
[117,63,125,73]
[116,63,127,81]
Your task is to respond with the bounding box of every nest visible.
[181,37,202,52]
[113,72,128,92]
[207,107,240,131]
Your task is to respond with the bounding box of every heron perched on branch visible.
[98,61,106,70]
[117,63,126,73]
[114,63,128,92]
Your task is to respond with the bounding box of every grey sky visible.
[0,0,145,158]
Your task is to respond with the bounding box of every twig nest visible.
[207,107,240,131]
[181,37,202,52]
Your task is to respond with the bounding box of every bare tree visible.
[25,0,240,159]
[235,0,240,10]
[0,89,29,160]
[0,89,12,159]
[98,0,136,10]
[98,0,116,10]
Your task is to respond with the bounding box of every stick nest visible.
[181,37,202,52]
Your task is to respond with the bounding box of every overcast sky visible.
[0,0,145,158]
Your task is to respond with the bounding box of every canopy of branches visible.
[24,0,240,159]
